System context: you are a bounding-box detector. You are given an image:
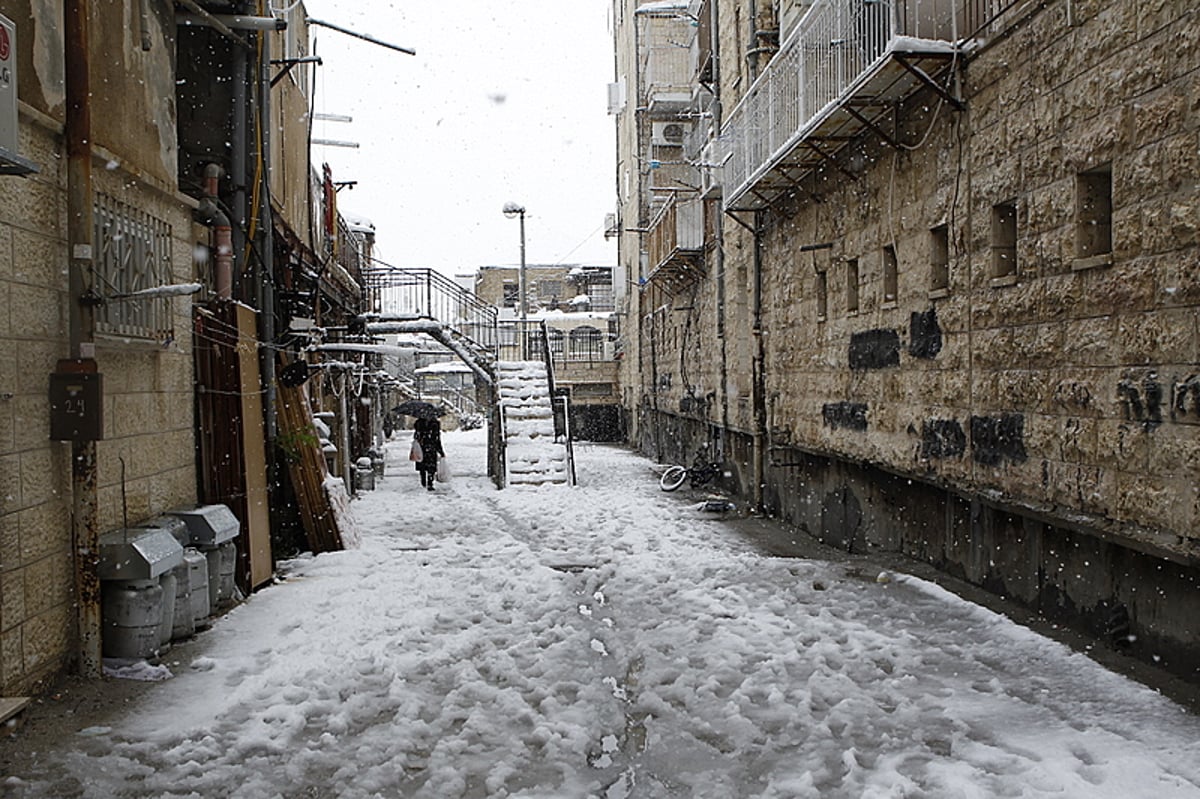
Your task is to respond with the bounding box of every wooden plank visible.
[0,697,30,724]
[275,372,346,553]
[234,304,274,587]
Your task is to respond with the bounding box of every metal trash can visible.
[354,457,375,491]
[184,548,211,623]
[168,505,240,614]
[98,526,184,659]
[102,580,164,659]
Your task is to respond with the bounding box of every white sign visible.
[0,14,15,155]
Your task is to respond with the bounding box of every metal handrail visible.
[361,263,499,353]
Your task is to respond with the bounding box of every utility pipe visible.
[232,43,247,300]
[173,0,250,47]
[177,12,286,31]
[201,164,233,299]
[750,210,766,512]
[259,29,278,451]
[65,0,101,679]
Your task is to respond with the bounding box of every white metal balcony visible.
[637,7,697,118]
[721,0,964,213]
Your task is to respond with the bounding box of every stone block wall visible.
[0,110,200,694]
[626,0,1199,676]
[752,1,1198,562]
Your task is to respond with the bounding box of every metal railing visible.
[647,194,705,273]
[721,0,964,204]
[418,376,481,416]
[361,264,498,353]
[640,26,694,106]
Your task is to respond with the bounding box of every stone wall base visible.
[639,410,1200,685]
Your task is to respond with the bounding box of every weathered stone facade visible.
[615,0,1200,680]
[0,1,198,694]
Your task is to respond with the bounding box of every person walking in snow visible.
[413,416,445,491]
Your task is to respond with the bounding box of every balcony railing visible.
[644,194,705,292]
[638,11,696,115]
[361,265,498,353]
[720,0,965,211]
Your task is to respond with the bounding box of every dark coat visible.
[413,417,445,473]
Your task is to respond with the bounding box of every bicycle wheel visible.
[660,465,688,491]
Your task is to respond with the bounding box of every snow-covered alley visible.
[4,428,1200,799]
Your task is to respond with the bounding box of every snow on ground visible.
[5,428,1200,798]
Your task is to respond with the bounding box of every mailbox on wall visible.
[49,362,103,441]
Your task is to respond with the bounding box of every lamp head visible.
[502,202,525,218]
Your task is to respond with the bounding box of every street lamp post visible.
[502,202,527,359]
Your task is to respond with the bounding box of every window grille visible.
[93,193,175,342]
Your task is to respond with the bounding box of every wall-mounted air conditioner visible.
[651,121,688,146]
[0,14,37,175]
[607,79,627,115]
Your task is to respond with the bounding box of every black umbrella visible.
[391,400,445,419]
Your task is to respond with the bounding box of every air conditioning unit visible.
[651,121,688,146]
[603,212,619,239]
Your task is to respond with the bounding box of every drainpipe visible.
[750,210,766,512]
[232,44,247,300]
[257,28,278,456]
[65,0,101,679]
[201,164,233,299]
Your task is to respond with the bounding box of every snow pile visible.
[7,430,1200,798]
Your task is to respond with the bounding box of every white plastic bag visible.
[436,456,451,483]
[409,439,424,462]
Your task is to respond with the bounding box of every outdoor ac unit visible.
[651,121,688,146]
[607,80,627,115]
[603,212,619,239]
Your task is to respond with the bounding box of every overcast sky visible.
[299,0,618,276]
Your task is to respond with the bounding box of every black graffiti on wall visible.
[970,413,1027,466]
[849,329,901,370]
[1118,374,1163,430]
[1171,374,1199,419]
[823,402,869,431]
[908,308,943,359]
[920,419,966,459]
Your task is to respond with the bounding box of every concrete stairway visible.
[497,361,570,486]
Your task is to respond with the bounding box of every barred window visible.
[93,193,175,342]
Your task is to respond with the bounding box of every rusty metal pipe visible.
[65,0,102,680]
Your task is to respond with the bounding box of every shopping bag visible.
[409,439,424,462]
[435,456,451,483]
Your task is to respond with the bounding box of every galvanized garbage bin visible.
[98,527,184,659]
[354,457,375,491]
[133,516,193,644]
[168,505,240,613]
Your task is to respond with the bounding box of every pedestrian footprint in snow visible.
[412,416,446,492]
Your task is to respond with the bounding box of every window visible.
[816,269,827,321]
[846,258,859,313]
[1075,165,1112,265]
[93,193,174,342]
[538,280,563,301]
[502,282,518,308]
[882,245,898,304]
[991,201,1017,281]
[569,326,603,360]
[930,224,949,293]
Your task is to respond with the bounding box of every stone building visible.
[474,264,624,440]
[0,0,372,697]
[0,1,202,694]
[612,0,1200,680]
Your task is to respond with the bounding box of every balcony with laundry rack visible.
[712,0,975,214]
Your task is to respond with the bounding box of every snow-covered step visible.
[504,418,556,438]
[496,359,572,487]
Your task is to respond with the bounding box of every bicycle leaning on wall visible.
[659,457,723,492]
